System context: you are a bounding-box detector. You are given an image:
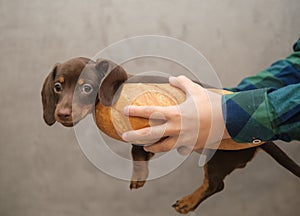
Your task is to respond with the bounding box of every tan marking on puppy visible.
[78,78,84,85]
[59,76,65,83]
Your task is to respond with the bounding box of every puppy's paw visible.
[129,165,148,189]
[172,195,198,214]
[130,179,146,189]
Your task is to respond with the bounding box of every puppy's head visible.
[41,57,127,127]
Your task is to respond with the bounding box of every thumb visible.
[169,75,196,95]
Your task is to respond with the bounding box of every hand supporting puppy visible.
[122,76,230,155]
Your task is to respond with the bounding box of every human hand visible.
[122,76,230,155]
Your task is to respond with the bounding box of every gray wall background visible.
[0,0,300,216]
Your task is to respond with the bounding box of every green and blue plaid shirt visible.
[222,38,300,143]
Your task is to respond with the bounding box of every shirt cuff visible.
[222,88,276,143]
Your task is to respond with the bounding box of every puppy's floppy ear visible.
[41,63,59,125]
[96,59,128,106]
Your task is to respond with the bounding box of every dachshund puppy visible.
[42,57,300,214]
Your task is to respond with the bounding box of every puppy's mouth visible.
[60,121,79,127]
[55,117,80,127]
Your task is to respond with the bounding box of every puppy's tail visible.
[260,141,300,178]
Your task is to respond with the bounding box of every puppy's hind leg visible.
[173,149,257,214]
[130,145,154,189]
[172,164,225,214]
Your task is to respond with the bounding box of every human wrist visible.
[202,90,229,147]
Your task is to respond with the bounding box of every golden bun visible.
[94,83,264,150]
[94,83,185,141]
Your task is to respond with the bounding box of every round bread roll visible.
[94,83,264,150]
[94,83,185,141]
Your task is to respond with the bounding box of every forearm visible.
[222,83,300,143]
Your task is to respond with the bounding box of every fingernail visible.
[169,76,178,85]
[143,146,149,152]
[198,154,207,167]
[169,76,176,82]
[123,106,130,115]
[122,132,129,141]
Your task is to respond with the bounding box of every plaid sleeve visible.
[222,39,300,143]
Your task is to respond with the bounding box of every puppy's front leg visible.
[130,145,155,189]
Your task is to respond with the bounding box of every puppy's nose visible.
[57,108,72,121]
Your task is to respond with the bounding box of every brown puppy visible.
[42,57,300,214]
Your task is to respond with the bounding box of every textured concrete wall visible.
[0,0,299,216]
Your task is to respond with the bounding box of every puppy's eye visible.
[54,82,62,93]
[82,84,93,95]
